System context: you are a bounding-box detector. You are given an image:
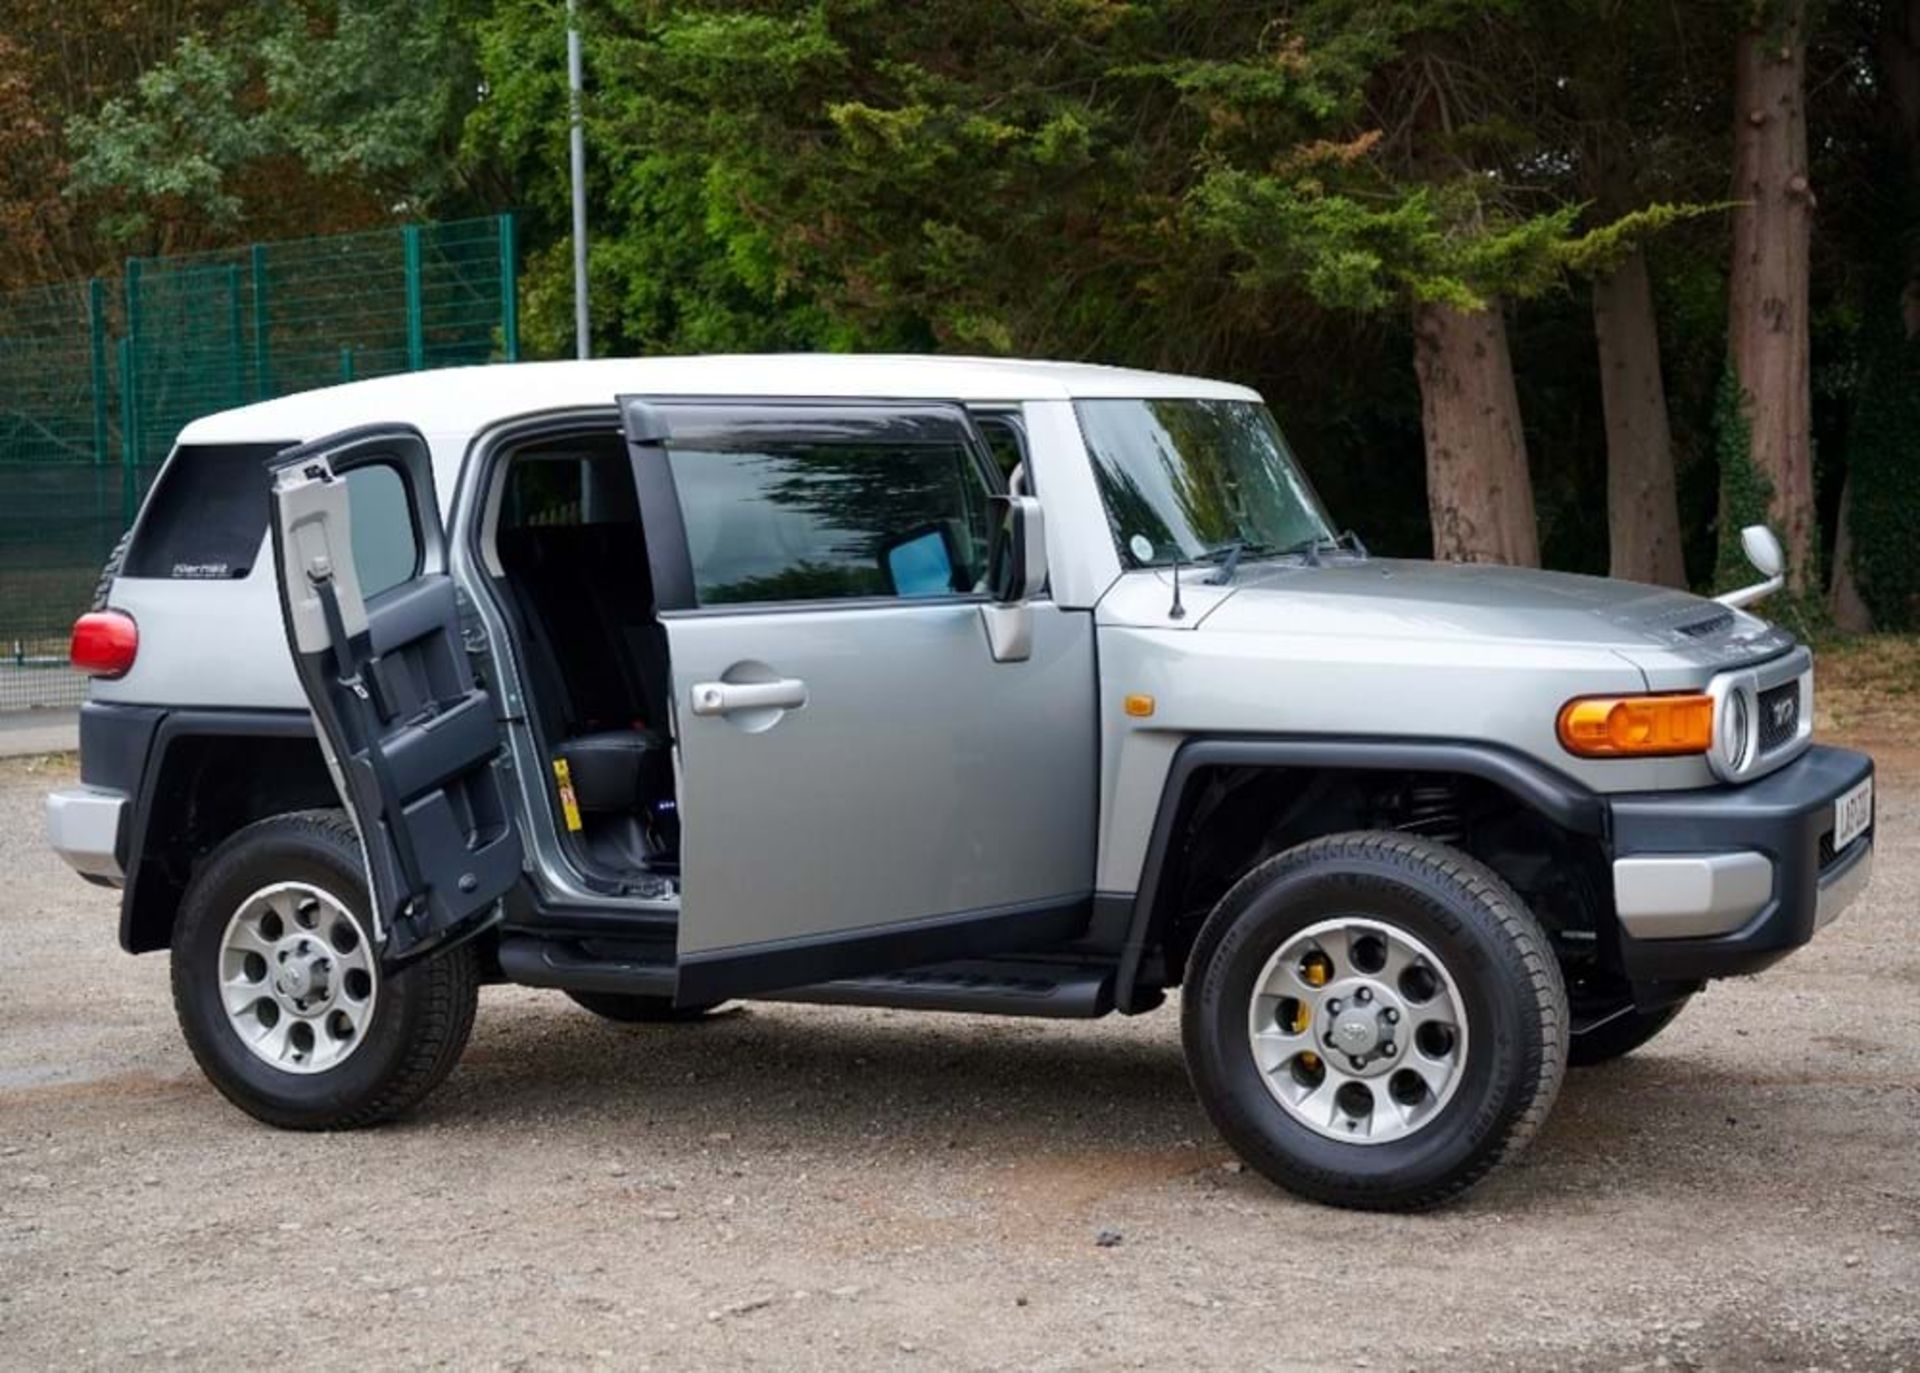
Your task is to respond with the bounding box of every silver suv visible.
[45,356,1876,1210]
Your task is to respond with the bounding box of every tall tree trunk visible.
[1727,0,1816,596]
[1411,299,1540,566]
[1592,246,1686,587]
[1830,0,1920,628]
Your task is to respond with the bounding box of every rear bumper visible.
[1608,745,1874,981]
[45,785,128,885]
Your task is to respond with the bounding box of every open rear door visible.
[269,425,522,969]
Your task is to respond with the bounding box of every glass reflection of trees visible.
[1078,400,1333,566]
[670,440,991,606]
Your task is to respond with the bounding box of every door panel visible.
[270,428,522,968]
[668,600,1097,961]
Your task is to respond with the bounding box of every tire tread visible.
[170,809,478,1131]
[1184,829,1568,1211]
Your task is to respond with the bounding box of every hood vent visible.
[1675,609,1734,640]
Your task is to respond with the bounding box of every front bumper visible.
[1608,745,1874,981]
[45,784,129,885]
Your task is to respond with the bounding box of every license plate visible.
[1833,777,1873,853]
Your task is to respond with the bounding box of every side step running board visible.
[768,960,1115,1019]
[497,934,675,997]
[496,936,1123,1019]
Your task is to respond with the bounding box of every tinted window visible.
[667,436,992,607]
[344,463,418,598]
[122,442,291,580]
[499,431,636,529]
[971,411,1028,484]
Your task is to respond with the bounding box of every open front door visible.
[620,397,1099,1004]
[269,426,522,969]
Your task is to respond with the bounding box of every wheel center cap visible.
[1332,1012,1379,1054]
[275,949,329,1002]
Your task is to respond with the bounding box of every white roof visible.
[177,353,1262,445]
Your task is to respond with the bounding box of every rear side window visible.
[122,442,291,580]
[667,435,993,607]
[344,463,419,598]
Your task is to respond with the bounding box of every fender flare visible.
[113,707,324,953]
[1112,735,1607,1011]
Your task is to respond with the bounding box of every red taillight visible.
[70,610,138,679]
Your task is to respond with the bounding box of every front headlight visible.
[1556,693,1715,758]
[1715,683,1754,776]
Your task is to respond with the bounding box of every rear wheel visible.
[1181,831,1568,1211]
[566,991,722,1023]
[170,811,478,1129]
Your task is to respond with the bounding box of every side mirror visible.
[986,495,1046,604]
[980,495,1045,663]
[1741,524,1784,579]
[1714,523,1787,610]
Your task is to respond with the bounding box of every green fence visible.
[0,215,518,713]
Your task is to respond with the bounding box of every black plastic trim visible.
[1114,734,1608,1011]
[118,707,318,952]
[676,895,1091,1004]
[1609,744,1874,980]
[767,958,1114,1018]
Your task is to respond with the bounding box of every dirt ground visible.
[3,651,1917,1370]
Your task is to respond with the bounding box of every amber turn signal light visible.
[1557,692,1713,758]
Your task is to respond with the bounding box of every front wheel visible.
[170,811,479,1130]
[1181,831,1568,1211]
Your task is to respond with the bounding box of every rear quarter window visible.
[122,442,293,580]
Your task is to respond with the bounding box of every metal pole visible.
[499,213,521,362]
[86,280,109,466]
[403,224,425,371]
[567,0,590,359]
[251,243,273,399]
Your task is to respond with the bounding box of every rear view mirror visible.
[986,495,1046,604]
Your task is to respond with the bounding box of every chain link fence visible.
[0,215,517,712]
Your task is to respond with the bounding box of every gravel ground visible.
[2,723,1917,1371]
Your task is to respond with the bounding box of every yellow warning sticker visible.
[552,757,583,832]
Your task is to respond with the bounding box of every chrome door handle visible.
[689,677,809,717]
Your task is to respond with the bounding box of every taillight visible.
[70,610,138,679]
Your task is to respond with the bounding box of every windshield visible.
[1075,399,1335,568]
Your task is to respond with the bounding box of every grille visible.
[1757,680,1801,754]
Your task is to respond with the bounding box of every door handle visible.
[690,677,809,717]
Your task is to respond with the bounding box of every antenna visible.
[1169,549,1187,621]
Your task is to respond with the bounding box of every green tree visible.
[63,0,493,250]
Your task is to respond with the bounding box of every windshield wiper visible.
[1278,530,1369,567]
[1197,540,1283,585]
[1204,542,1246,585]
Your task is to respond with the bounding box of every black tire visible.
[566,990,722,1023]
[1568,997,1689,1067]
[170,810,479,1130]
[90,528,133,611]
[1181,831,1568,1211]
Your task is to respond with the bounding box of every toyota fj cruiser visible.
[46,355,1875,1210]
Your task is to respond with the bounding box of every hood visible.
[1184,557,1795,668]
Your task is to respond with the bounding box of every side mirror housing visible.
[987,495,1047,604]
[1741,524,1784,579]
[981,495,1046,663]
[1714,523,1787,610]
